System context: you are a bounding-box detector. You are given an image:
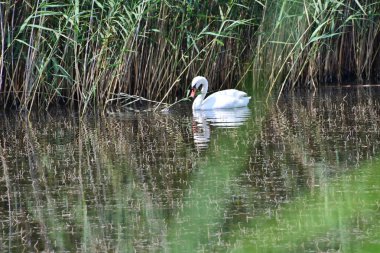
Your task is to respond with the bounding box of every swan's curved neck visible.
[192,77,209,110]
[200,79,208,95]
[192,94,203,109]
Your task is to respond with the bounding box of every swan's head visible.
[190,76,208,98]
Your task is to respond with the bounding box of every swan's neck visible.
[200,81,208,95]
[193,83,208,110]
[192,94,204,109]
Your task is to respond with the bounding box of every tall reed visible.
[0,0,260,112]
[2,1,380,111]
[251,0,380,97]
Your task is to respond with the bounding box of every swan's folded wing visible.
[202,94,250,109]
[212,89,248,98]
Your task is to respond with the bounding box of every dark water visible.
[1,88,380,252]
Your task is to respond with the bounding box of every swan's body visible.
[190,76,251,110]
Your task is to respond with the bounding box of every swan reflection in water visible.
[192,107,251,151]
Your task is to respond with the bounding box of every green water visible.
[0,88,380,252]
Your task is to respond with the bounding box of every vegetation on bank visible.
[0,0,380,111]
[0,0,260,111]
[252,0,380,96]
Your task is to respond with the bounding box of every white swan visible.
[190,76,251,110]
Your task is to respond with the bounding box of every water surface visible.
[1,88,380,252]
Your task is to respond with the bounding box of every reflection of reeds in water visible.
[0,110,200,251]
[243,89,380,206]
[220,89,380,252]
[1,89,380,251]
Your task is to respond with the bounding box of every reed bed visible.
[1,1,380,111]
[1,88,380,251]
[251,0,380,96]
[0,0,259,112]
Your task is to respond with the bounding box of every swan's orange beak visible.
[190,88,197,98]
